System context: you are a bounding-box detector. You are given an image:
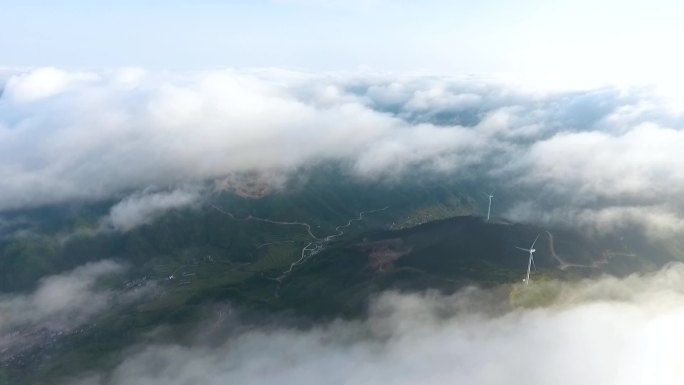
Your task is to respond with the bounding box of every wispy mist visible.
[103,187,203,232]
[0,260,155,355]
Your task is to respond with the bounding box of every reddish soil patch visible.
[357,238,413,272]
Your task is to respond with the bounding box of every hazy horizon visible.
[2,1,683,86]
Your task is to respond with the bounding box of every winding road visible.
[208,203,321,239]
[546,230,600,270]
[208,203,389,282]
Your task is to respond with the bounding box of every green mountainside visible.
[0,170,680,384]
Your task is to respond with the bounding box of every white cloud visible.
[507,203,684,240]
[3,67,98,103]
[0,68,473,210]
[104,187,202,232]
[1,68,684,238]
[352,123,487,178]
[516,124,684,200]
[0,261,125,332]
[0,260,155,357]
[501,120,684,237]
[77,264,684,385]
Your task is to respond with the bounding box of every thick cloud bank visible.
[73,264,684,385]
[1,68,684,235]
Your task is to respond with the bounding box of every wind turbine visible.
[484,191,494,221]
[516,234,539,285]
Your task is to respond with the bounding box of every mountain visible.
[0,170,680,384]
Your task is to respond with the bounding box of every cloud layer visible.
[1,68,684,236]
[74,264,684,385]
[0,260,155,355]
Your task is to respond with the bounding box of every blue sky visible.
[1,0,682,83]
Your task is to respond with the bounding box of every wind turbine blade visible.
[515,246,530,252]
[531,233,540,249]
[531,254,537,271]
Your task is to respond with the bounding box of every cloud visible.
[352,123,488,178]
[0,260,155,354]
[501,122,684,237]
[507,204,684,240]
[73,264,684,385]
[103,187,203,232]
[516,124,684,200]
[3,67,98,103]
[1,68,684,238]
[0,68,402,210]
[0,260,139,331]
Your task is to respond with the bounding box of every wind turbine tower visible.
[485,191,494,221]
[515,234,539,285]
